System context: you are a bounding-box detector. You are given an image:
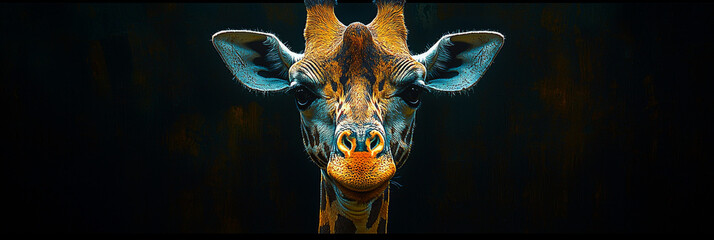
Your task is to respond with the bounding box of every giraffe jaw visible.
[326,151,395,202]
[323,169,392,204]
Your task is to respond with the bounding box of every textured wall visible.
[2,2,712,233]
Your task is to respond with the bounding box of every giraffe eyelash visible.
[387,80,428,99]
[288,73,326,98]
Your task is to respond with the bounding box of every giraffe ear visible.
[413,31,504,92]
[212,30,303,92]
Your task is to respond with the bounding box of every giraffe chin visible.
[326,152,396,202]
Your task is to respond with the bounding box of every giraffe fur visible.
[212,0,504,233]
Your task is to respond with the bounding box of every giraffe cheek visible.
[300,105,315,120]
[400,102,417,116]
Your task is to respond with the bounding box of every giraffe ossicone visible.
[212,0,503,233]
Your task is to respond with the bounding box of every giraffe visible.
[212,0,503,233]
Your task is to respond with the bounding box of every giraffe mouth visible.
[326,151,396,198]
[328,172,392,203]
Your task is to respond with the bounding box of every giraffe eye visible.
[399,85,422,108]
[293,87,317,110]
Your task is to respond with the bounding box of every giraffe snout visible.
[329,128,394,194]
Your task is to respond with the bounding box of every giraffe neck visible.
[318,170,390,233]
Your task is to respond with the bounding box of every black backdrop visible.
[2,2,713,233]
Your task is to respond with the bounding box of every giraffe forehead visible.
[296,46,415,97]
[300,22,412,85]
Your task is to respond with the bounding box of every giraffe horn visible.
[304,0,345,53]
[370,0,406,29]
[368,0,409,55]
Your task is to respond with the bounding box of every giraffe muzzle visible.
[327,129,396,194]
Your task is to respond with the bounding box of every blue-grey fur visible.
[212,30,303,92]
[413,31,504,92]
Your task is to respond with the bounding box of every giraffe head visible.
[213,0,503,202]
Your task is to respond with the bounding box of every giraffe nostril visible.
[366,130,385,157]
[342,134,352,150]
[337,130,355,157]
[369,135,379,151]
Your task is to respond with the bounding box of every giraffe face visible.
[289,22,425,196]
[212,0,504,203]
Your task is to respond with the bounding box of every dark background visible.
[2,2,713,233]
